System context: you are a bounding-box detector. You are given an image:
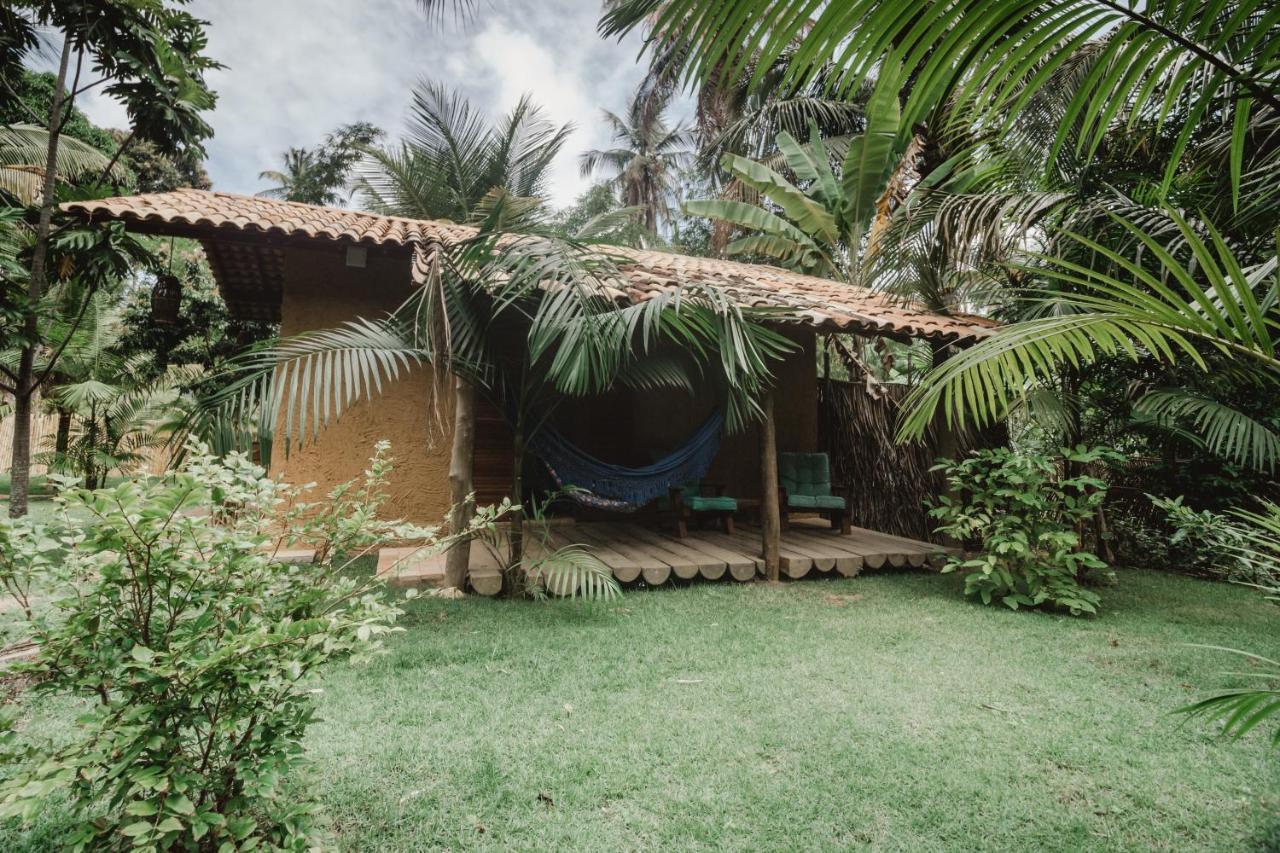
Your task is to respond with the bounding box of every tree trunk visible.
[8,37,72,518]
[84,406,99,490]
[444,375,476,590]
[506,427,525,583]
[7,390,34,516]
[54,408,71,456]
[759,390,781,581]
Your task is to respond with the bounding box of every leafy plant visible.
[502,489,621,602]
[0,441,494,850]
[930,445,1120,615]
[684,69,904,279]
[1149,494,1254,580]
[1179,648,1280,749]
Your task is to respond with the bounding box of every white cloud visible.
[470,20,636,206]
[70,0,649,211]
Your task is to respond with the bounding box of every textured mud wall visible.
[274,246,455,526]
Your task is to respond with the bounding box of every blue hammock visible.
[529,409,725,512]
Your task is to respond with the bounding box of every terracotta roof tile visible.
[65,189,996,341]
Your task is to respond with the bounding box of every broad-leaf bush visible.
[0,441,498,850]
[1151,494,1277,586]
[930,446,1120,616]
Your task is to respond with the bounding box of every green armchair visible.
[778,452,851,534]
[659,481,737,538]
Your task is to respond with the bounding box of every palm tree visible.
[34,293,178,488]
[257,147,315,201]
[257,148,318,202]
[357,81,571,223]
[579,87,693,235]
[349,82,571,585]
[258,124,383,206]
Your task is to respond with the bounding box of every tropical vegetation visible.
[930,445,1120,615]
[0,442,503,849]
[3,0,1280,847]
[579,86,693,236]
[257,122,381,206]
[0,2,218,517]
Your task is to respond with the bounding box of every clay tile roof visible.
[64,189,995,341]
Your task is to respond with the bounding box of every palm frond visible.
[0,124,121,202]
[524,543,622,601]
[898,209,1280,463]
[1179,646,1280,748]
[601,0,1280,193]
[1134,389,1280,472]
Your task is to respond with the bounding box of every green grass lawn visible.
[4,568,1280,850]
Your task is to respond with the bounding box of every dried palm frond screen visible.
[818,377,945,541]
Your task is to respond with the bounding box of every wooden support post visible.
[444,375,476,590]
[759,389,781,581]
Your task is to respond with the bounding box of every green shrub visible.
[0,441,496,850]
[929,446,1120,616]
[1150,494,1270,583]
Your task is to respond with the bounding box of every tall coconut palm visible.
[256,148,315,202]
[349,82,570,585]
[579,87,693,235]
[258,124,384,206]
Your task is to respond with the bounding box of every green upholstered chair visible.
[660,480,737,538]
[778,452,851,534]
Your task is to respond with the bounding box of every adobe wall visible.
[274,245,455,526]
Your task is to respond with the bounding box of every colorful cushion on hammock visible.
[787,494,846,510]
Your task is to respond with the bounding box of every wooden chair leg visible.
[677,516,688,539]
[724,513,735,535]
[839,510,851,536]
[780,506,790,531]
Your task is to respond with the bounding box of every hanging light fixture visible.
[150,272,182,325]
[151,236,182,325]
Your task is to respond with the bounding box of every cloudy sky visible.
[75,0,656,209]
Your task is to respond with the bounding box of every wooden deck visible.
[379,520,948,594]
